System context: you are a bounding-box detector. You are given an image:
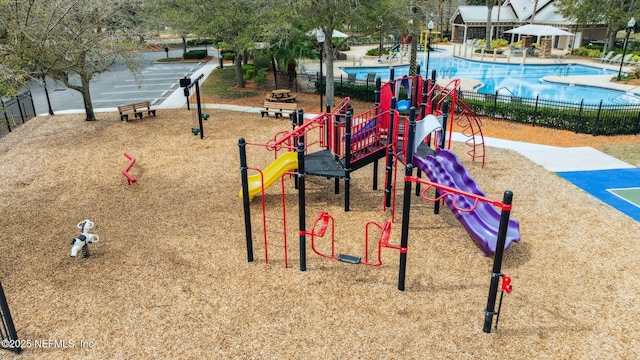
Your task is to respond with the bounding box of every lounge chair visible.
[366,73,376,83]
[509,46,523,56]
[618,53,634,65]
[606,54,623,64]
[347,73,357,83]
[595,51,614,63]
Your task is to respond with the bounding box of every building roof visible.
[454,0,575,27]
[457,5,517,24]
[508,0,554,21]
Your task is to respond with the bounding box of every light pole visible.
[618,17,635,81]
[426,20,434,77]
[316,30,325,112]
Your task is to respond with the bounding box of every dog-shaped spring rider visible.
[70,220,99,258]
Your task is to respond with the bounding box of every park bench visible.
[118,100,157,122]
[260,101,298,119]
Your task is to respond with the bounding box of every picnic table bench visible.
[265,89,296,103]
[260,101,298,119]
[118,100,157,122]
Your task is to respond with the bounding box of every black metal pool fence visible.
[459,90,640,136]
[1,91,36,137]
[324,74,640,136]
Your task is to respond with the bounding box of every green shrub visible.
[253,55,270,71]
[366,47,388,56]
[491,39,508,49]
[221,50,234,60]
[186,38,214,46]
[335,42,350,51]
[183,50,207,59]
[254,68,268,87]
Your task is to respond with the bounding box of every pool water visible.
[341,55,640,105]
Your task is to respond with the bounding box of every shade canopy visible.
[308,29,349,39]
[504,24,574,37]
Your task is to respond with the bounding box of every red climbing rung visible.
[122,152,137,185]
[308,212,336,260]
[378,221,393,248]
[313,212,331,237]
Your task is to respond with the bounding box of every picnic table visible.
[266,89,296,103]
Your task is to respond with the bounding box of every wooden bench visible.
[118,101,157,122]
[260,101,298,119]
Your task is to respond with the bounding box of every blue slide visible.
[413,148,520,255]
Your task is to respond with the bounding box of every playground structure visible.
[69,219,99,258]
[239,69,520,332]
[180,74,210,138]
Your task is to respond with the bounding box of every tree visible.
[1,0,145,121]
[555,0,640,52]
[189,0,284,89]
[288,0,400,107]
[141,0,200,55]
[485,0,495,50]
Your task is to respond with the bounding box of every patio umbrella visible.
[504,24,573,37]
[308,29,350,38]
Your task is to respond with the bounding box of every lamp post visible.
[316,30,325,112]
[426,20,434,77]
[618,17,636,81]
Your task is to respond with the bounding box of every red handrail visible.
[122,152,137,185]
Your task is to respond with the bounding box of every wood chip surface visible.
[0,99,639,359]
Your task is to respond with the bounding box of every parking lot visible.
[28,48,210,115]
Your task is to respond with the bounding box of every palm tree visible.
[485,0,494,50]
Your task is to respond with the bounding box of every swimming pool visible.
[341,55,640,105]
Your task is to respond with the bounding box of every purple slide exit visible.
[413,148,520,255]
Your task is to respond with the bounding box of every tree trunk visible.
[235,54,245,88]
[409,35,418,76]
[607,26,616,52]
[324,41,335,108]
[182,36,188,55]
[80,74,96,121]
[486,2,494,50]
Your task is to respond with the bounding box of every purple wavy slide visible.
[413,148,520,255]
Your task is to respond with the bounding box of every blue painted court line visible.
[557,168,640,222]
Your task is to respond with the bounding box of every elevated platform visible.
[304,150,346,178]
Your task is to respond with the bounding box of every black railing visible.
[1,91,36,137]
[460,90,640,136]
[274,71,300,92]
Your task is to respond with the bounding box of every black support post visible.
[0,282,21,354]
[344,111,352,212]
[297,141,307,271]
[398,108,417,291]
[483,191,514,333]
[238,138,253,262]
[195,79,204,139]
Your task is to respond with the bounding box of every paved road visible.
[29,47,213,115]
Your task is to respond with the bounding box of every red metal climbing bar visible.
[405,175,512,211]
[122,152,137,185]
